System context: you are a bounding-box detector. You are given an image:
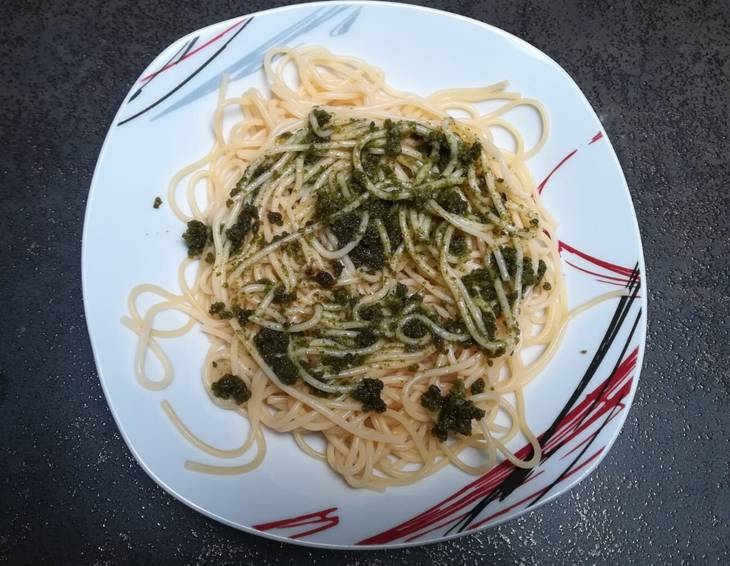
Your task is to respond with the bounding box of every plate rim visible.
[81,0,648,550]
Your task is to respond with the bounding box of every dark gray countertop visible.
[1,1,728,564]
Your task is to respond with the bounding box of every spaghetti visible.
[123,46,569,489]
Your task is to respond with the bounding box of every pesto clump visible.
[267,211,283,226]
[458,141,482,166]
[462,268,497,302]
[521,259,548,289]
[312,107,332,127]
[420,380,485,441]
[153,196,162,209]
[253,328,298,385]
[226,203,259,252]
[309,107,332,140]
[330,212,385,270]
[449,232,468,256]
[333,288,355,307]
[209,302,233,319]
[212,374,251,404]
[323,353,362,373]
[470,378,486,395]
[182,220,208,258]
[402,318,429,339]
[355,328,378,348]
[231,304,254,326]
[420,385,444,412]
[272,285,296,305]
[436,189,468,215]
[351,378,387,413]
[384,119,401,156]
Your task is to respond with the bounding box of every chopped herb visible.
[182,220,208,258]
[332,261,345,277]
[204,252,215,264]
[580,349,588,354]
[211,374,251,404]
[211,361,218,368]
[543,282,552,291]
[351,378,387,413]
[153,196,163,209]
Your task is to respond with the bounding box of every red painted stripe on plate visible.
[358,348,638,545]
[564,260,631,284]
[588,131,604,145]
[537,149,578,194]
[468,447,605,530]
[253,507,339,539]
[558,241,636,277]
[139,18,248,83]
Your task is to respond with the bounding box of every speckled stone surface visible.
[1,0,728,564]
